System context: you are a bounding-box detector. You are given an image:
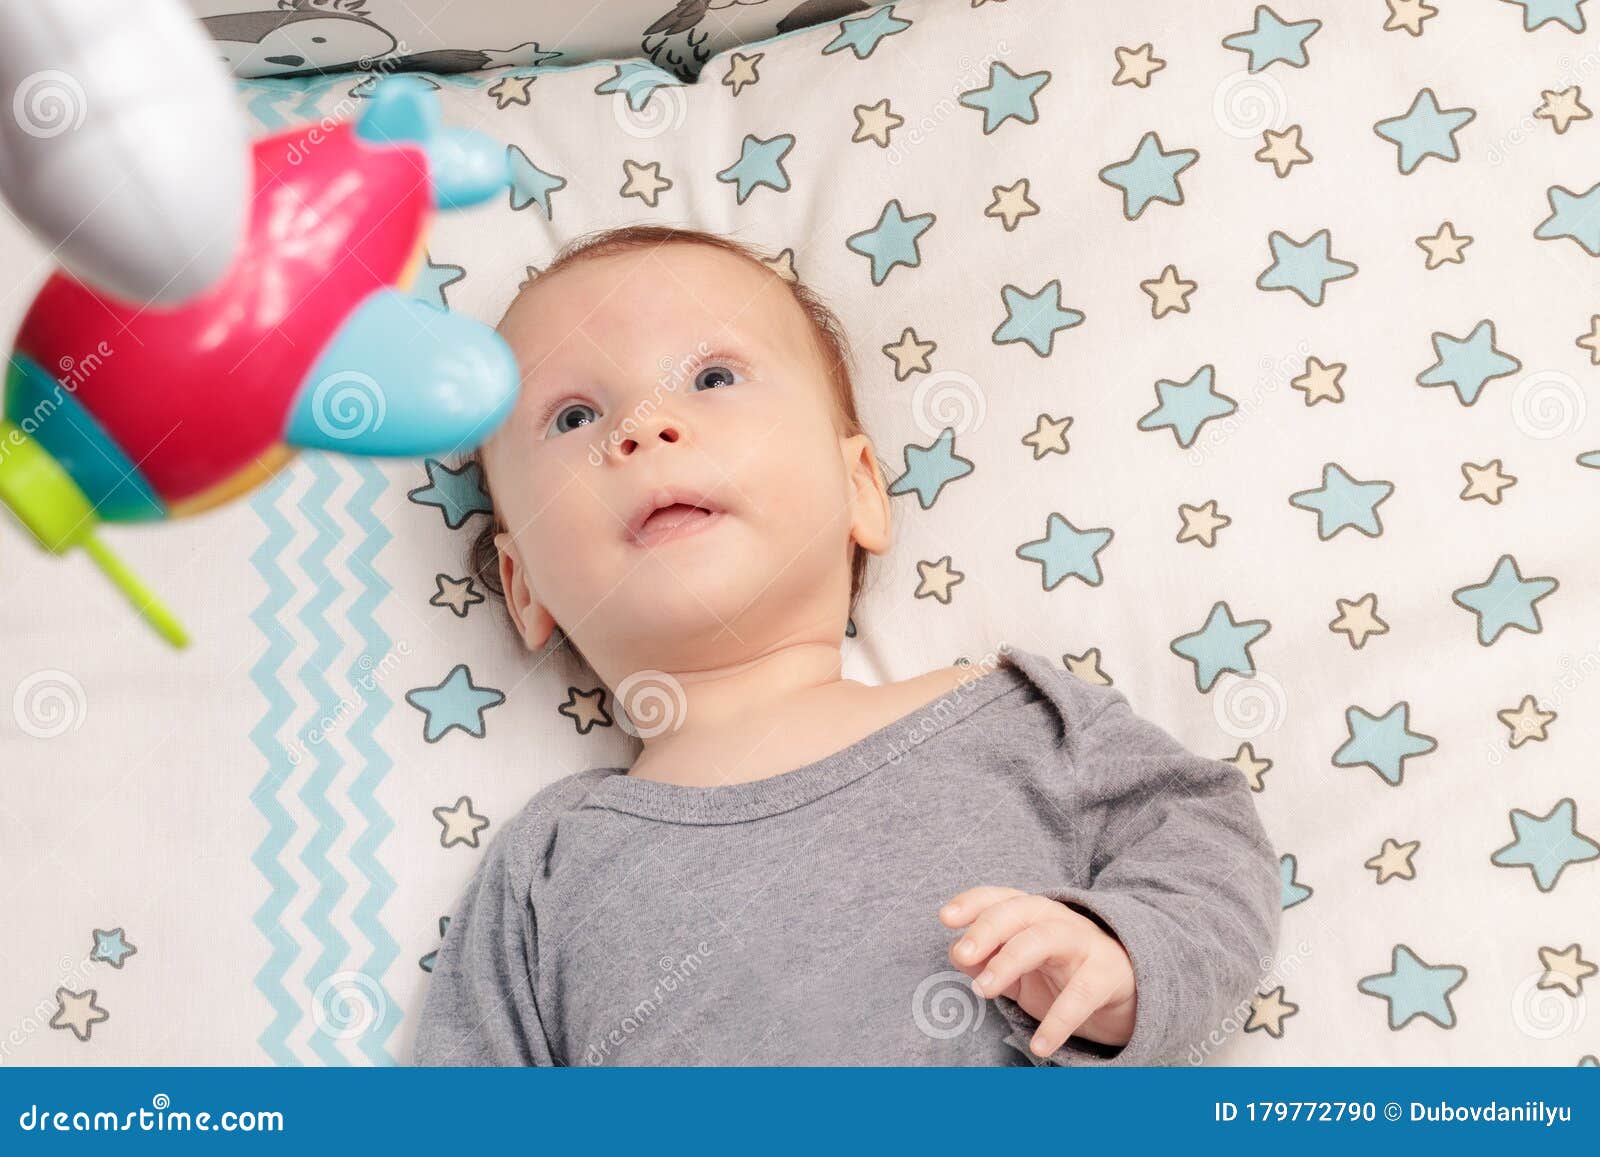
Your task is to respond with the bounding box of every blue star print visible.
[822,5,912,59]
[1222,5,1322,71]
[508,145,566,217]
[846,199,935,284]
[887,428,974,508]
[410,253,464,311]
[405,664,506,742]
[408,458,493,529]
[1333,702,1437,785]
[1501,0,1587,32]
[1137,364,1236,448]
[958,62,1051,133]
[1417,319,1521,405]
[1452,553,1558,645]
[1170,601,1270,693]
[993,280,1085,356]
[593,60,683,111]
[1256,229,1358,305]
[1373,88,1476,174]
[1014,512,1114,590]
[1358,944,1467,1029]
[1016,512,1113,590]
[1534,180,1600,255]
[420,917,451,973]
[1280,855,1312,909]
[1491,799,1600,891]
[1289,462,1394,539]
[1098,132,1198,220]
[716,133,796,203]
[90,928,137,969]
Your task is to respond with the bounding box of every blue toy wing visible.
[284,289,519,457]
[355,76,509,209]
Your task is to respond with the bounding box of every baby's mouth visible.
[631,502,723,546]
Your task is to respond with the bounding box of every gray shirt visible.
[412,646,1280,1066]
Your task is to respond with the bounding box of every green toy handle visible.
[0,419,189,649]
[79,534,190,648]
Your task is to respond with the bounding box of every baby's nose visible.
[616,414,684,456]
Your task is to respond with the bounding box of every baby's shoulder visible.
[478,766,619,882]
[992,645,1132,731]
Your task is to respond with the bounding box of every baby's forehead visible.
[505,242,810,357]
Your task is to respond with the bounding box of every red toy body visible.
[0,78,518,645]
[17,119,430,512]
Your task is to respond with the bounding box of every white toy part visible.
[0,0,248,304]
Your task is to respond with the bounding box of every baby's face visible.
[485,242,882,672]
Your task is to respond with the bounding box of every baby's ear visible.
[495,530,558,650]
[841,433,892,556]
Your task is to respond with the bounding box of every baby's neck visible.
[620,648,971,789]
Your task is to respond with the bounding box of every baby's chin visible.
[586,554,760,643]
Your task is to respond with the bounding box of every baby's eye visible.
[692,364,741,391]
[546,401,600,438]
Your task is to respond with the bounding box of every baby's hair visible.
[461,224,875,658]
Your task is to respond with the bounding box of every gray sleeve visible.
[993,685,1281,1067]
[411,831,557,1066]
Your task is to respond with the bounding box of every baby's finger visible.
[1027,950,1125,1057]
[949,893,1067,969]
[970,919,1075,998]
[938,885,1027,927]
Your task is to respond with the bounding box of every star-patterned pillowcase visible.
[195,0,877,81]
[200,0,1600,1066]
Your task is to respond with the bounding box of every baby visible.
[412,225,1280,1066]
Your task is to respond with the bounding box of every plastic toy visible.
[0,0,249,304]
[0,78,521,648]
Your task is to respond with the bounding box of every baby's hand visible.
[939,885,1136,1057]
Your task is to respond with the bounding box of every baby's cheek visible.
[764,447,855,550]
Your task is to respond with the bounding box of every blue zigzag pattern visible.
[297,454,350,1066]
[244,76,401,1068]
[247,470,300,1065]
[345,460,399,1063]
[248,456,401,1065]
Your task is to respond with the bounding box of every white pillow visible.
[5,0,1595,1066]
[189,0,875,80]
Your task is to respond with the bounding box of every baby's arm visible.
[412,828,556,1066]
[991,683,1281,1066]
